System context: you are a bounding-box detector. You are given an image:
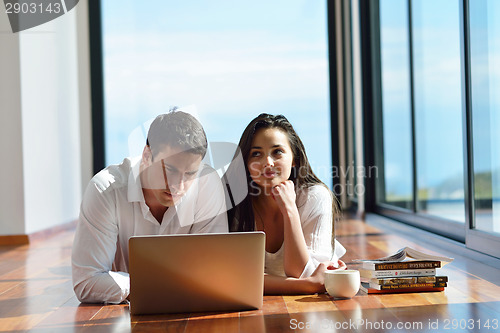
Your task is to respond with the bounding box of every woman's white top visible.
[264,185,346,278]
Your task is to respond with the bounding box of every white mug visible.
[324,270,360,299]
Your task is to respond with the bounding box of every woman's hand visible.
[271,180,308,277]
[335,259,347,270]
[263,260,348,295]
[305,260,347,293]
[271,180,297,215]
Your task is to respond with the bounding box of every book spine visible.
[362,286,445,294]
[375,276,448,286]
[377,282,447,290]
[361,268,436,278]
[372,261,441,270]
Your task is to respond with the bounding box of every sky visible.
[101,0,499,210]
[101,0,332,185]
[381,0,465,201]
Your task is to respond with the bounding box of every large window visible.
[379,0,413,210]
[469,0,500,244]
[412,0,464,222]
[91,0,500,258]
[377,0,465,225]
[101,0,332,186]
[368,0,500,257]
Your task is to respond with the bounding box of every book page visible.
[354,247,453,263]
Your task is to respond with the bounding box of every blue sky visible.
[101,0,500,205]
[101,0,332,185]
[380,0,465,200]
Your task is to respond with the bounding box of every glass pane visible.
[101,0,332,186]
[379,0,413,209]
[412,0,465,222]
[469,0,500,235]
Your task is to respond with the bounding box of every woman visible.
[226,113,346,294]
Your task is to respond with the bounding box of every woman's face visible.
[247,128,295,190]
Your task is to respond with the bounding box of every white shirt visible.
[264,185,346,278]
[71,157,228,304]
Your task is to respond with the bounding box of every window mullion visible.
[459,0,475,235]
[407,0,418,214]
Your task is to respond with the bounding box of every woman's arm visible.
[297,185,344,278]
[264,260,346,295]
[272,181,310,277]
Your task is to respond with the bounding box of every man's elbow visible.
[73,281,95,303]
[73,279,108,303]
[73,276,128,304]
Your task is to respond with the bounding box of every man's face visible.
[141,145,203,207]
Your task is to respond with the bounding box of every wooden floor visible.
[1,215,500,332]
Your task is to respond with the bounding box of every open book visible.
[355,247,454,264]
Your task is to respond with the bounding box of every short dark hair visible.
[146,109,208,159]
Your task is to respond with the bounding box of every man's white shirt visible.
[72,157,228,304]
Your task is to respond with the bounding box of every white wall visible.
[75,1,94,198]
[0,2,92,236]
[0,14,25,235]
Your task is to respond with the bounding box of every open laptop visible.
[129,232,265,315]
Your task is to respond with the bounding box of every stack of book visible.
[356,247,453,294]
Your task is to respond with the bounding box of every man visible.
[72,110,228,303]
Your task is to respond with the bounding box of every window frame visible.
[88,0,106,175]
[360,0,500,256]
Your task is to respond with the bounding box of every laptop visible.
[128,232,265,315]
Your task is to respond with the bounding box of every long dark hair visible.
[225,113,338,233]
